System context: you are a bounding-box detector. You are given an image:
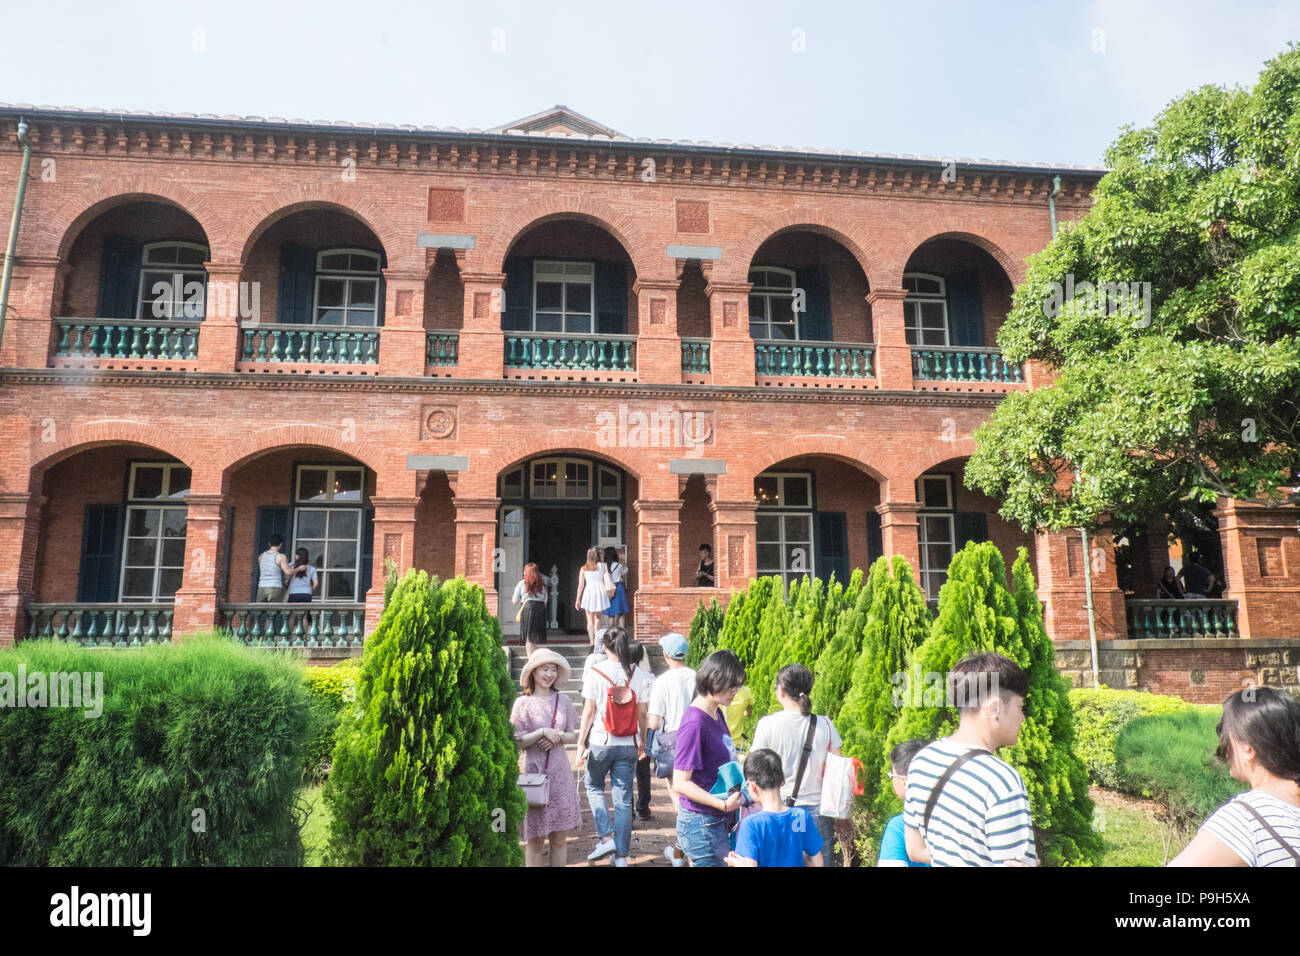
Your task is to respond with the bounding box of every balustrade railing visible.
[218,603,366,647]
[754,340,874,378]
[504,333,636,372]
[681,338,711,375]
[241,325,380,365]
[426,330,459,366]
[25,603,174,646]
[912,346,1022,383]
[1125,599,1239,639]
[54,318,200,361]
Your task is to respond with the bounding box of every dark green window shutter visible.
[955,511,989,551]
[78,504,123,602]
[866,511,884,565]
[96,236,143,319]
[595,260,628,334]
[251,506,291,599]
[947,273,984,347]
[816,511,849,585]
[375,267,386,327]
[795,264,832,341]
[501,256,533,331]
[359,507,376,602]
[277,243,315,325]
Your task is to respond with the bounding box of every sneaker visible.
[637,810,654,821]
[663,845,686,867]
[587,837,616,861]
[612,856,629,867]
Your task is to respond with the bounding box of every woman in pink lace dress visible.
[512,648,582,866]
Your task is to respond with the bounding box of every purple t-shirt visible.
[674,704,734,817]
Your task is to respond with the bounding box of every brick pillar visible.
[457,272,505,378]
[876,501,922,572]
[171,493,228,638]
[454,495,501,607]
[197,261,242,373]
[377,269,427,377]
[1034,529,1125,643]
[363,495,420,636]
[868,288,911,391]
[634,500,683,588]
[0,491,43,645]
[1215,497,1300,640]
[1129,514,1171,599]
[633,277,681,384]
[709,498,757,592]
[704,276,754,387]
[1,255,64,369]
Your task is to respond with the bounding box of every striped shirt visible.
[1200,791,1300,867]
[902,739,1037,867]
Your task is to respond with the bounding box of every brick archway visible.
[217,425,393,494]
[901,440,979,482]
[46,180,221,262]
[479,431,658,497]
[728,435,893,500]
[29,422,204,482]
[231,186,408,267]
[726,212,886,289]
[894,224,1025,290]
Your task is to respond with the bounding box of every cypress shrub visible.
[811,568,872,721]
[301,657,364,784]
[0,635,310,866]
[324,571,525,866]
[743,577,799,737]
[685,596,726,669]
[887,544,1102,866]
[838,557,931,823]
[716,576,780,671]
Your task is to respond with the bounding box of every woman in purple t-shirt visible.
[672,649,746,867]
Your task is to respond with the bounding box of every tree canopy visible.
[966,44,1300,533]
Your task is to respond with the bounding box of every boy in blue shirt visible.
[726,749,823,867]
[878,738,933,867]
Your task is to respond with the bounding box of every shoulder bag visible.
[1238,799,1300,863]
[784,713,820,808]
[517,694,561,808]
[922,747,991,833]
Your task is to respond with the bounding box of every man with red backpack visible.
[576,627,652,867]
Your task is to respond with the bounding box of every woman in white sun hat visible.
[511,648,581,866]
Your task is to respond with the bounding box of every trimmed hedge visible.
[302,658,363,784]
[0,635,310,866]
[1114,711,1245,824]
[1068,687,1197,790]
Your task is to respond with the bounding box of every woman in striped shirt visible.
[1170,687,1300,867]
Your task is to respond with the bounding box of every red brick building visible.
[1,103,1296,701]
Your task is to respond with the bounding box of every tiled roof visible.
[0,102,1109,175]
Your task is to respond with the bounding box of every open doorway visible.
[528,507,592,634]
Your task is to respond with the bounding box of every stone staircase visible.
[505,640,666,709]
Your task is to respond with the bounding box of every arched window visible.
[903,273,948,346]
[748,267,798,340]
[138,242,209,320]
[314,249,381,326]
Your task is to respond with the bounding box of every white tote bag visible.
[819,751,866,820]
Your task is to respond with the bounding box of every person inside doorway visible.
[575,547,611,647]
[604,546,630,630]
[696,543,716,588]
[1177,552,1218,599]
[513,561,550,658]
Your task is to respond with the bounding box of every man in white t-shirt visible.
[903,652,1038,867]
[646,631,696,866]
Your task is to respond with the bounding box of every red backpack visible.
[592,667,639,737]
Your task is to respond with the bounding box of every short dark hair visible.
[949,652,1029,715]
[696,649,745,698]
[890,738,933,773]
[1216,687,1300,785]
[699,543,712,553]
[744,748,785,791]
[268,533,284,548]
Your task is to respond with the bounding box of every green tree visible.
[325,571,525,866]
[966,45,1300,534]
[742,577,798,739]
[716,576,780,671]
[887,544,1102,866]
[811,568,870,721]
[685,596,726,669]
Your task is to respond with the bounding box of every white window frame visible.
[138,241,209,321]
[501,466,526,500]
[127,462,192,501]
[528,457,593,499]
[754,471,812,509]
[597,507,622,548]
[598,466,622,501]
[291,507,362,603]
[903,272,949,347]
[295,465,365,504]
[314,248,381,328]
[748,266,799,341]
[916,473,955,600]
[119,504,188,603]
[917,474,954,511]
[532,260,595,335]
[755,470,814,587]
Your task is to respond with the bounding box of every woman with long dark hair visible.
[1170,687,1300,867]
[512,561,549,657]
[603,545,630,629]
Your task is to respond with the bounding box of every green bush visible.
[685,596,726,669]
[0,634,310,866]
[811,568,871,721]
[301,657,363,784]
[325,571,525,866]
[743,577,798,738]
[1069,687,1195,790]
[1114,711,1245,825]
[716,576,780,671]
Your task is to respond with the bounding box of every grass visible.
[1092,788,1194,867]
[299,784,330,867]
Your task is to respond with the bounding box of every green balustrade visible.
[216,604,366,648]
[24,603,174,646]
[1124,600,1239,639]
[426,331,460,366]
[504,334,636,372]
[681,339,711,375]
[54,319,201,361]
[754,340,874,379]
[911,347,1023,383]
[240,326,380,366]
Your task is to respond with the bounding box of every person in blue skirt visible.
[604,546,630,630]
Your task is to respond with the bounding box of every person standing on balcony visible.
[1157,566,1184,600]
[603,546,630,630]
[575,547,611,647]
[256,534,295,602]
[1177,552,1218,599]
[513,561,549,658]
[285,548,318,602]
[696,543,716,588]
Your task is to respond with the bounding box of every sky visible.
[0,0,1296,168]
